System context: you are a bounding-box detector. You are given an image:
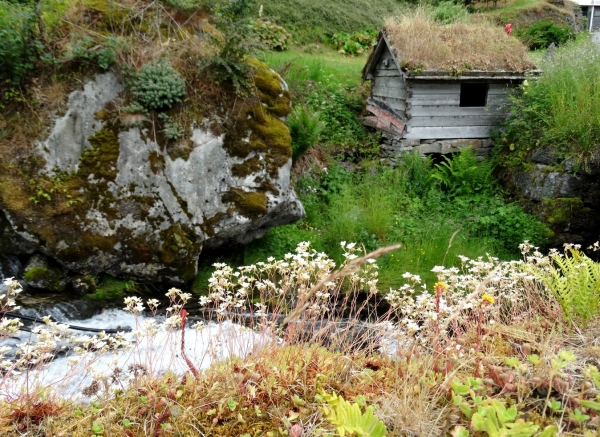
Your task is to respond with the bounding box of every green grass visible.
[477,0,540,14]
[257,0,402,43]
[260,47,366,88]
[498,38,600,167]
[230,153,549,291]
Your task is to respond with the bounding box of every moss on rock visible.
[79,126,120,180]
[24,266,66,292]
[232,156,263,178]
[247,58,292,118]
[222,188,268,219]
[87,275,136,301]
[542,197,589,228]
[148,150,166,174]
[222,59,292,180]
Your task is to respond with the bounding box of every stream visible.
[1,288,269,400]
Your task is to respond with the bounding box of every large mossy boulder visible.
[501,152,600,246]
[0,63,304,285]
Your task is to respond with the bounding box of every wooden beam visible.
[373,69,404,77]
[408,105,503,117]
[407,115,502,127]
[404,125,492,139]
[372,87,408,99]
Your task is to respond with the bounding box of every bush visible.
[330,29,377,56]
[515,20,574,49]
[198,11,261,95]
[449,196,551,256]
[305,85,366,149]
[0,8,42,86]
[63,34,120,70]
[130,61,186,111]
[432,1,468,24]
[288,104,324,162]
[252,19,291,51]
[496,40,600,168]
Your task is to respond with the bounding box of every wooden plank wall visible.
[370,45,407,117]
[403,81,518,139]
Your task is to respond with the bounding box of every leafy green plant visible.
[471,399,539,437]
[0,2,44,87]
[541,350,577,418]
[330,29,377,56]
[450,196,550,256]
[130,61,186,111]
[252,19,291,51]
[158,113,185,140]
[288,104,324,162]
[451,377,485,419]
[319,391,387,437]
[198,0,262,95]
[64,34,121,70]
[305,85,366,149]
[515,20,574,50]
[530,244,600,325]
[430,148,494,197]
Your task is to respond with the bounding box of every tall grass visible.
[243,151,549,289]
[541,41,600,159]
[499,39,600,166]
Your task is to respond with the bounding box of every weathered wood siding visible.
[370,45,407,117]
[403,81,518,139]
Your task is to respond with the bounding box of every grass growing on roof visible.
[383,7,536,71]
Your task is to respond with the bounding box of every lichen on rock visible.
[0,66,304,286]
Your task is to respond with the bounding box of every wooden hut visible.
[362,17,538,157]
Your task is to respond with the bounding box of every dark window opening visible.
[460,83,488,107]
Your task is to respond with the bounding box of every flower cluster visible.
[200,241,380,326]
[384,245,553,348]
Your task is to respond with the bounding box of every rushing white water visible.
[1,308,271,400]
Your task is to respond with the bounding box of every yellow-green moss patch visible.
[79,126,120,180]
[222,188,268,219]
[248,58,292,118]
[23,266,65,292]
[232,156,263,178]
[542,197,589,227]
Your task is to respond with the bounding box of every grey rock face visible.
[39,72,124,173]
[0,254,21,283]
[23,253,68,292]
[503,161,600,246]
[510,164,582,202]
[0,71,304,284]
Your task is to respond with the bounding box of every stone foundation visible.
[381,133,493,162]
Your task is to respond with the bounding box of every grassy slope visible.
[475,0,576,29]
[258,0,403,41]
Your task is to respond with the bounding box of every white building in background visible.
[572,0,600,41]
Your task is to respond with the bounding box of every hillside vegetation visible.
[1,1,600,436]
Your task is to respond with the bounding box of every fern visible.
[531,245,600,325]
[430,147,494,197]
[319,391,387,437]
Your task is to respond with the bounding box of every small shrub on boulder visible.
[130,61,186,110]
